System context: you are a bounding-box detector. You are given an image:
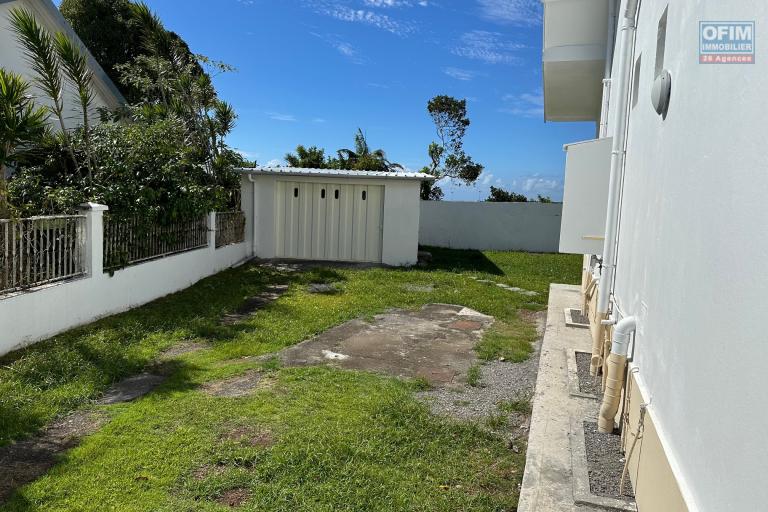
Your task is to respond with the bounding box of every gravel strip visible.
[576,351,603,396]
[583,421,635,499]
[417,311,544,435]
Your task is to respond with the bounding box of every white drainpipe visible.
[597,0,640,317]
[589,0,640,376]
[598,316,637,433]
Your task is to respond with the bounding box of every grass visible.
[498,395,533,416]
[475,321,537,362]
[466,364,482,387]
[0,248,580,511]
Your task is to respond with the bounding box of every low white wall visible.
[419,201,562,253]
[0,209,251,356]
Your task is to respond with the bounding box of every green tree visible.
[537,194,553,203]
[284,145,329,168]
[421,95,483,200]
[59,0,141,98]
[0,69,49,217]
[486,186,528,202]
[336,128,402,172]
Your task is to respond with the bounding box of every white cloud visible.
[310,32,366,63]
[481,173,495,185]
[452,30,526,64]
[267,112,297,122]
[321,5,414,35]
[477,0,541,25]
[265,159,283,167]
[312,118,327,123]
[443,67,476,81]
[499,89,544,117]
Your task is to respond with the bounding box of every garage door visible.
[275,181,384,262]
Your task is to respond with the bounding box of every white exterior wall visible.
[244,173,422,266]
[0,208,251,355]
[419,201,562,253]
[605,1,768,510]
[0,0,123,130]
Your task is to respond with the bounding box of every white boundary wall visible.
[419,201,562,253]
[0,205,252,356]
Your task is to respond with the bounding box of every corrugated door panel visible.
[338,184,354,260]
[365,185,384,262]
[284,181,301,258]
[297,182,313,259]
[325,184,341,260]
[275,181,285,257]
[351,185,368,261]
[311,183,328,259]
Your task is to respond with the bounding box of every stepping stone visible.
[308,283,340,294]
[201,370,264,398]
[221,285,289,325]
[96,373,165,405]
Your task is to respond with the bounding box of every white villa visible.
[546,0,766,510]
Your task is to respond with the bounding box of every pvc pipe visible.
[597,0,640,316]
[598,316,637,433]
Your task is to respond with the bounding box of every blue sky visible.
[138,0,595,201]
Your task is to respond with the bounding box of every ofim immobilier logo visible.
[700,21,755,64]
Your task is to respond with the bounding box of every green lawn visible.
[0,248,580,511]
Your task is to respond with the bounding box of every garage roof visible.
[238,167,434,181]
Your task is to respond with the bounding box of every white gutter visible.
[597,0,640,316]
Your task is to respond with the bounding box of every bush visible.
[8,118,240,220]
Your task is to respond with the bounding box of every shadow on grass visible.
[421,246,505,276]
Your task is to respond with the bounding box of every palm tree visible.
[337,129,402,172]
[0,69,49,217]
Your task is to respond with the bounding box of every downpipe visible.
[598,316,637,433]
[591,0,640,375]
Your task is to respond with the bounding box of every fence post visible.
[78,203,108,277]
[208,211,217,250]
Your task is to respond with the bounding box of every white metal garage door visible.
[275,181,384,262]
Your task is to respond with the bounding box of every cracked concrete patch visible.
[96,373,166,405]
[0,409,109,503]
[279,304,494,386]
[221,284,289,325]
[201,370,265,398]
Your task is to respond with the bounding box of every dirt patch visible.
[217,487,251,507]
[576,351,602,396]
[201,370,264,398]
[279,304,494,386]
[221,284,289,325]
[0,409,109,504]
[221,426,274,448]
[96,373,166,405]
[583,421,635,499]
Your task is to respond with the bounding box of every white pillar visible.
[78,202,108,277]
[207,211,217,250]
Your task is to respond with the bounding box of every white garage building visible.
[239,168,431,266]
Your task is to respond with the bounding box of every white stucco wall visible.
[243,173,423,266]
[419,201,562,253]
[605,1,768,510]
[0,0,123,130]
[0,209,251,356]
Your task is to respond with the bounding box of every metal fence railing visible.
[1,215,87,294]
[103,214,208,271]
[215,211,245,248]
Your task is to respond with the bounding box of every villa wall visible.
[419,201,562,253]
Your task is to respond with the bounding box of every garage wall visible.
[419,201,562,253]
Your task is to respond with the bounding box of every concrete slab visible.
[518,284,604,512]
[279,304,494,386]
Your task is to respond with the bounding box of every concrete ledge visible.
[570,417,637,512]
[566,349,600,400]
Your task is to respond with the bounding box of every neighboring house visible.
[0,0,125,130]
[546,1,766,511]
